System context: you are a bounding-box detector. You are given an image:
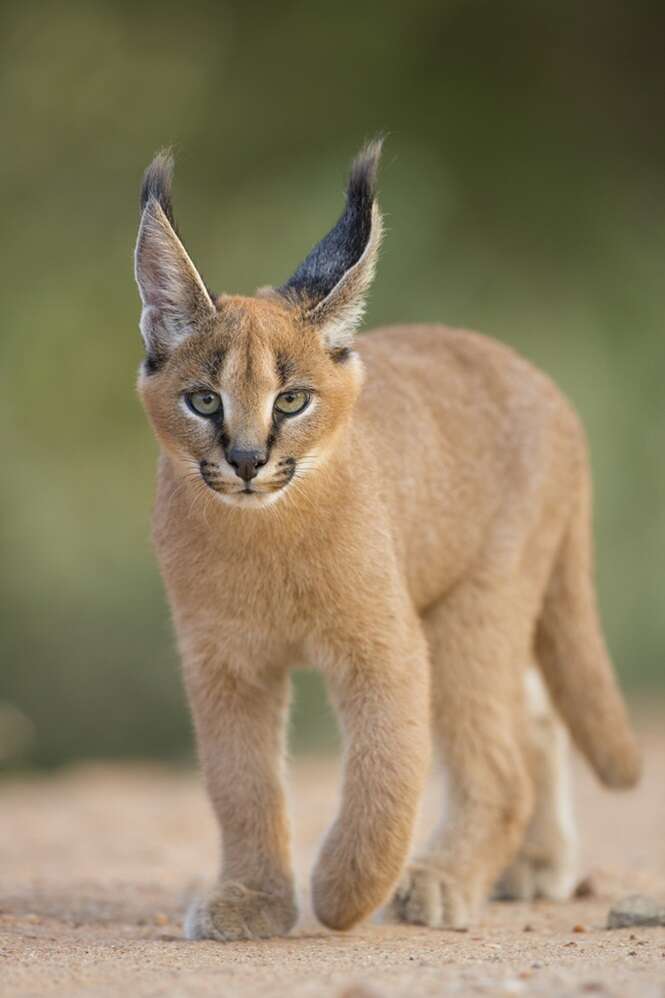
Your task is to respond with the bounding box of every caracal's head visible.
[134,142,383,509]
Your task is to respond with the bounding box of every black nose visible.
[226,447,268,482]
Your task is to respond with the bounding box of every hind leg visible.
[494,668,578,901]
[387,578,535,929]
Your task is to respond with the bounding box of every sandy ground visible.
[1,719,664,998]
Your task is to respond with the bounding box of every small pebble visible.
[607,895,665,929]
[573,924,587,933]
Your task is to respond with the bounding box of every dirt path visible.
[1,720,664,997]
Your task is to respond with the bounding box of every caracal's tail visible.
[535,469,641,789]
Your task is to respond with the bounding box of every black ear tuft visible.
[279,137,384,307]
[140,148,177,231]
[135,149,217,361]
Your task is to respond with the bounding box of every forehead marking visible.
[205,348,227,383]
[275,351,296,386]
[243,335,254,381]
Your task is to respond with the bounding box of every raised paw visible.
[185,881,298,941]
[385,863,473,930]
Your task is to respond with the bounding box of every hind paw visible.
[494,852,577,902]
[385,863,473,929]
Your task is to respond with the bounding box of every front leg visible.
[183,654,297,941]
[312,618,430,930]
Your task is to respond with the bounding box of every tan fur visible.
[135,151,640,939]
[494,669,578,903]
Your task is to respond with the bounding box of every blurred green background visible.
[1,0,663,767]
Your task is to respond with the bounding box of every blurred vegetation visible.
[1,0,663,767]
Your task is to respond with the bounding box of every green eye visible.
[274,390,310,416]
[187,390,222,417]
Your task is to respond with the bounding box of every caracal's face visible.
[139,295,363,509]
[135,142,382,503]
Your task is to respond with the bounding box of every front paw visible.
[385,862,473,929]
[185,881,298,941]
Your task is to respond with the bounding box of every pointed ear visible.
[134,150,216,369]
[278,138,384,352]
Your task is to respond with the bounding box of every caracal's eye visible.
[274,390,310,416]
[187,390,222,417]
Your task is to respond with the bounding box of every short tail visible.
[535,470,641,789]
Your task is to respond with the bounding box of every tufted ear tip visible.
[277,139,386,349]
[140,148,176,228]
[347,135,384,204]
[134,151,215,368]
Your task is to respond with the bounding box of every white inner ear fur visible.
[309,202,383,351]
[134,199,215,353]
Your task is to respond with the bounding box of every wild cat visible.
[133,140,640,940]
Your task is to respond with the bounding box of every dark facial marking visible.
[266,423,281,452]
[200,459,224,491]
[329,346,351,364]
[275,351,296,386]
[205,348,227,383]
[278,457,296,482]
[218,426,230,453]
[143,353,165,375]
[241,338,254,381]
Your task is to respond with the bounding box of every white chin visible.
[215,489,286,509]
